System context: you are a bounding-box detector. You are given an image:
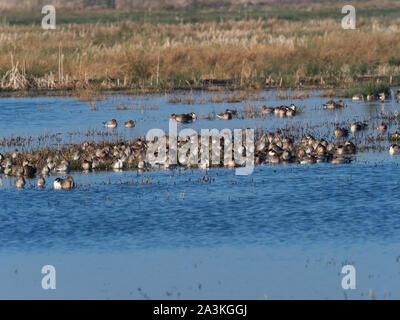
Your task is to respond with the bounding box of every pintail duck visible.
[350,121,368,133]
[334,127,349,139]
[390,144,400,155]
[217,110,233,120]
[125,120,135,128]
[15,177,25,189]
[104,119,118,128]
[53,176,75,190]
[37,176,46,188]
[379,92,389,102]
[170,113,196,123]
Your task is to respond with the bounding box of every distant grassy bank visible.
[0,1,400,95]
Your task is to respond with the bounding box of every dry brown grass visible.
[1,2,400,92]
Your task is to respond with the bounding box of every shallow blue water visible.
[1,160,400,253]
[1,90,400,298]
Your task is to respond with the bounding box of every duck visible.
[261,106,273,115]
[170,113,196,123]
[53,178,63,190]
[23,164,36,178]
[286,108,295,117]
[55,160,70,173]
[104,119,118,128]
[225,108,237,115]
[332,156,350,164]
[334,127,349,139]
[367,93,376,101]
[377,122,387,132]
[389,144,400,155]
[112,159,123,170]
[41,165,50,176]
[53,176,75,190]
[15,177,25,189]
[379,92,388,102]
[124,120,135,128]
[396,90,400,101]
[37,176,46,188]
[352,94,363,101]
[217,110,233,120]
[324,100,344,109]
[81,159,92,171]
[350,121,368,133]
[344,141,357,154]
[62,176,75,190]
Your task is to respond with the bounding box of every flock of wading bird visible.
[1,92,400,190]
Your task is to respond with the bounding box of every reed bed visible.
[1,1,400,93]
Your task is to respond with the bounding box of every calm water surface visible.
[1,90,400,299]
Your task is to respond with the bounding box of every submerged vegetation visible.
[0,0,400,93]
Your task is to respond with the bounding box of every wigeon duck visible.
[344,141,357,154]
[81,159,92,171]
[170,113,196,123]
[350,121,368,133]
[334,127,349,139]
[125,120,135,128]
[281,150,292,161]
[104,119,118,128]
[15,177,25,189]
[56,160,70,173]
[336,144,346,155]
[367,93,376,101]
[389,144,400,155]
[261,106,273,115]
